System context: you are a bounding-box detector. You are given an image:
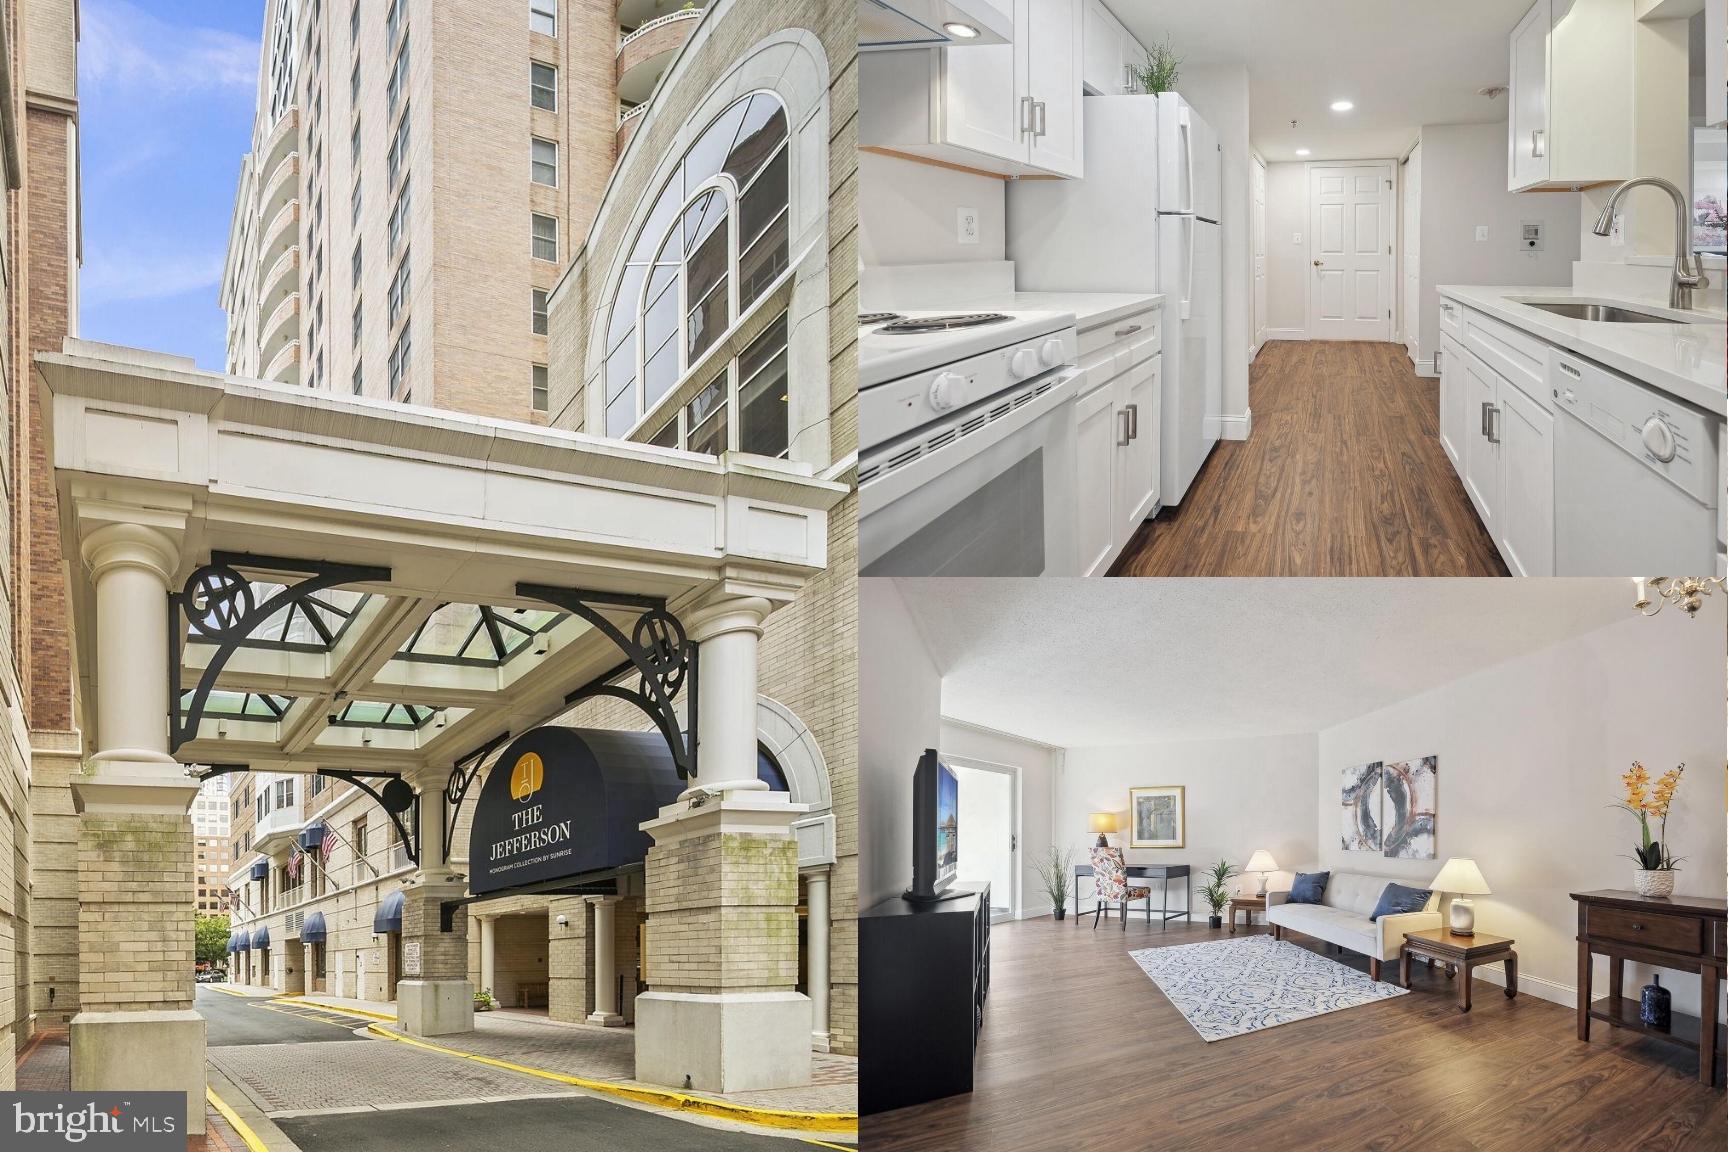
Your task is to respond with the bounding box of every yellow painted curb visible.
[272,996,398,1022]
[365,1023,858,1136]
[207,985,253,998]
[206,1086,269,1152]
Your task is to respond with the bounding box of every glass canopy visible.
[395,603,563,665]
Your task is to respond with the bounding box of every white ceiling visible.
[890,578,1692,747]
[1107,0,1533,162]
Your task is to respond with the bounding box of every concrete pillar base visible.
[635,991,812,1093]
[70,1010,207,1135]
[397,979,474,1036]
[586,1010,625,1027]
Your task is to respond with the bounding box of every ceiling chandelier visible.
[1633,576,1726,618]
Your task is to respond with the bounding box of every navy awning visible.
[249,859,269,882]
[298,823,327,851]
[373,889,404,934]
[251,926,270,949]
[227,932,241,954]
[302,911,327,943]
[234,930,250,952]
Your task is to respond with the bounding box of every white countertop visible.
[1437,285,1726,418]
[946,290,1165,333]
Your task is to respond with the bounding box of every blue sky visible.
[79,1,263,370]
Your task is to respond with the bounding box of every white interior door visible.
[1252,157,1267,353]
[1309,163,1393,342]
[947,759,1017,921]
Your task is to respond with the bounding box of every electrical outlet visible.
[1474,225,1490,242]
[957,206,979,246]
[1521,221,1543,252]
[1292,232,1302,245]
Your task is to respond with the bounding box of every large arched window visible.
[602,91,791,457]
[601,91,791,459]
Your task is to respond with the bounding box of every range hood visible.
[859,0,1012,49]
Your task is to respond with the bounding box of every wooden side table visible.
[1400,927,1517,1013]
[1227,894,1266,934]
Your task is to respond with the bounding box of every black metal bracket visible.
[191,763,420,867]
[169,551,391,755]
[441,731,513,862]
[516,583,697,781]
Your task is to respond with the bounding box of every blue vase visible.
[1640,975,1671,1031]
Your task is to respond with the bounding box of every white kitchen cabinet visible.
[1073,307,1163,575]
[1082,0,1143,95]
[859,0,1085,179]
[1075,381,1120,576]
[1116,356,1162,539]
[1437,332,1466,469]
[1506,0,1634,192]
[1710,0,1725,129]
[1462,353,1501,537]
[1459,345,1555,576]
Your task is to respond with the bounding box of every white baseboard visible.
[1017,900,1055,921]
[1265,327,1308,341]
[1464,964,1574,1009]
[1218,409,1252,441]
[1413,357,1437,379]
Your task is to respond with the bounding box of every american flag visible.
[320,826,338,866]
[287,846,302,880]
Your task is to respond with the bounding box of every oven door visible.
[860,372,1079,576]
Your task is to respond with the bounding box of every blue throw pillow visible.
[1288,871,1330,904]
[1370,883,1433,921]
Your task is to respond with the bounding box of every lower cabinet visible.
[1458,342,1554,577]
[1077,355,1162,576]
[1438,333,1466,469]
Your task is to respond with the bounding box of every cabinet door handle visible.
[1434,348,1441,374]
[1034,100,1048,139]
[1481,400,1491,437]
[1118,409,1132,447]
[1126,403,1139,440]
[1020,95,1035,137]
[1115,324,1143,338]
[1487,403,1501,445]
[1531,129,1545,158]
[1123,64,1133,94]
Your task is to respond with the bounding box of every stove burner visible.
[858,312,904,325]
[874,312,1014,335]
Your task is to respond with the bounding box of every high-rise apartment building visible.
[220,0,708,421]
[192,777,233,913]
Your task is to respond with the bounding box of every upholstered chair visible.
[1090,846,1151,930]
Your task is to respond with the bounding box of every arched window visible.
[757,743,790,793]
[602,91,791,457]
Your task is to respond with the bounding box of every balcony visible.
[264,339,302,387]
[260,107,299,179]
[617,102,648,152]
[259,244,299,321]
[259,291,300,369]
[259,200,299,274]
[259,150,299,230]
[616,8,703,105]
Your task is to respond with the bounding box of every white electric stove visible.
[859,310,1083,577]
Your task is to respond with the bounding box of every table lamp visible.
[1431,857,1491,936]
[1089,812,1118,848]
[1244,849,1278,895]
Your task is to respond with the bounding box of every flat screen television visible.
[905,748,964,903]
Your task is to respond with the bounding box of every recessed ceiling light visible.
[1330,100,1355,112]
[944,22,980,38]
[1295,148,1311,156]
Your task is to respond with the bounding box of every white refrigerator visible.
[1007,93,1223,506]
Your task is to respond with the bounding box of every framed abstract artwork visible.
[1340,762,1383,852]
[1129,786,1185,848]
[1381,756,1438,860]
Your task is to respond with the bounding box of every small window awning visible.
[298,822,327,851]
[302,911,327,943]
[374,889,405,934]
[249,860,269,882]
[228,931,244,953]
[251,926,270,950]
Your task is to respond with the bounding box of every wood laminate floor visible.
[863,915,1727,1152]
[1111,341,1510,576]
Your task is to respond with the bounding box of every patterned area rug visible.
[1128,934,1408,1042]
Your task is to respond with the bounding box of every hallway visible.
[1113,341,1509,576]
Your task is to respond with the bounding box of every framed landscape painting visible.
[1129,786,1185,848]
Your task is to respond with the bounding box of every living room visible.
[859,578,1726,1150]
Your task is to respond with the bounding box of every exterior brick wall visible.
[644,830,800,994]
[27,737,79,1024]
[78,814,196,1012]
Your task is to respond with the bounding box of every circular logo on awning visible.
[510,752,544,802]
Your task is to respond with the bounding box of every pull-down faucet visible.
[1591,177,1709,310]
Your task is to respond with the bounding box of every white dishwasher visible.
[1551,350,1721,575]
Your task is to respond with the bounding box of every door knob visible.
[1313,260,1323,267]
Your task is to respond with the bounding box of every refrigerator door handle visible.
[1181,216,1195,321]
[1180,105,1195,216]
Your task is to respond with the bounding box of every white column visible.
[417,787,448,874]
[587,896,624,1026]
[805,868,831,1052]
[684,597,773,792]
[478,916,497,999]
[81,523,180,772]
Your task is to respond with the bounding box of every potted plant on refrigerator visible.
[1034,845,1074,921]
[1200,858,1239,929]
[1614,762,1685,898]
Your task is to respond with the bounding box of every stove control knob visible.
[929,371,969,411]
[1009,348,1041,379]
[1039,337,1066,368]
[1641,416,1677,463]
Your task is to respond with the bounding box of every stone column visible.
[586,897,624,1026]
[636,596,812,1093]
[70,519,207,1135]
[396,787,473,1036]
[478,916,497,1000]
[805,867,831,1052]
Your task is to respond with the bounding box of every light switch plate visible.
[957,206,979,245]
[1475,225,1490,242]
[1292,232,1302,245]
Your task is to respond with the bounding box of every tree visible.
[195,913,231,968]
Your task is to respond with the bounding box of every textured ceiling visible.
[889,578,1692,747]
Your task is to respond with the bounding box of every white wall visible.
[1059,734,1321,917]
[1264,161,1308,335]
[858,150,1007,267]
[940,719,1060,918]
[1179,64,1253,421]
[1417,121,1580,367]
[860,579,944,909]
[1316,607,1726,1018]
[948,763,1014,912]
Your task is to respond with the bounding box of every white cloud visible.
[83,249,226,304]
[81,0,259,97]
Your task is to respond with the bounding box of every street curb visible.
[363,1023,859,1136]
[208,985,255,998]
[207,1068,301,1152]
[271,996,398,1022]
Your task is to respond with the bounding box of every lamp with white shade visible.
[1431,857,1491,936]
[1089,812,1119,848]
[1244,850,1278,896]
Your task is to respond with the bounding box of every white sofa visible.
[1265,870,1440,981]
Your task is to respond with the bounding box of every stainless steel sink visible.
[1519,301,1682,324]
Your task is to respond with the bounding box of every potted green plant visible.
[474,988,497,1012]
[1131,36,1182,96]
[1200,858,1239,929]
[1614,762,1685,897]
[1034,845,1074,921]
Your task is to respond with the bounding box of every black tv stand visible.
[862,882,991,1114]
[900,886,976,906]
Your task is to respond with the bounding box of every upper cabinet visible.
[859,0,1085,179]
[1082,0,1144,95]
[1507,0,1635,191]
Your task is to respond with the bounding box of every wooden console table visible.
[1572,889,1725,1088]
